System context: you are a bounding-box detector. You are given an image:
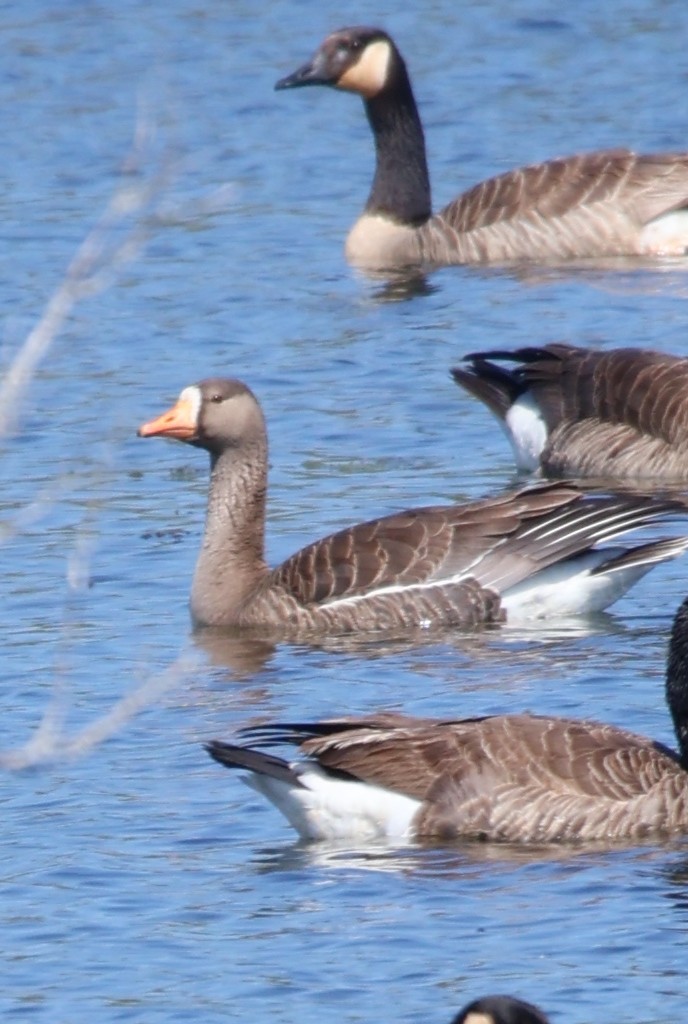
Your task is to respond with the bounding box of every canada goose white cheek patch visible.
[505,395,547,471]
[338,40,392,98]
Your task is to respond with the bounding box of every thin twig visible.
[0,96,178,440]
[0,653,198,770]
[0,95,222,770]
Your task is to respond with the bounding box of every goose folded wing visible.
[293,714,684,801]
[440,149,688,235]
[268,483,582,606]
[416,718,686,841]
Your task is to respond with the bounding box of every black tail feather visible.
[204,740,303,787]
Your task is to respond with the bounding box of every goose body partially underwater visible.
[452,343,688,482]
[138,377,688,635]
[275,26,688,271]
[205,595,688,845]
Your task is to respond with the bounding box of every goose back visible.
[216,483,688,633]
[425,150,688,264]
[453,344,688,480]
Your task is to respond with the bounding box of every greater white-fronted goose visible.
[452,343,688,481]
[275,26,688,271]
[205,595,688,844]
[452,996,549,1024]
[138,378,688,634]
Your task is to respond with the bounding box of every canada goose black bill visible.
[276,26,397,96]
[205,595,688,844]
[139,378,688,634]
[452,343,688,481]
[276,27,688,271]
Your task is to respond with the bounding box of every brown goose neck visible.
[205,442,267,567]
[363,73,432,225]
[190,440,269,626]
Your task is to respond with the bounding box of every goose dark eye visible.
[209,393,223,404]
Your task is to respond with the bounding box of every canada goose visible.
[452,996,550,1024]
[138,377,688,633]
[452,343,688,481]
[275,27,688,271]
[205,594,688,844]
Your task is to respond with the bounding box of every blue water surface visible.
[3,1,688,1022]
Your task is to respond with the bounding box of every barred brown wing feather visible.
[300,714,683,801]
[269,508,456,604]
[522,346,688,444]
[268,483,582,606]
[440,149,688,234]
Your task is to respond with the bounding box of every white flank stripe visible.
[322,575,471,609]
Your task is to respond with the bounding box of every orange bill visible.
[137,394,198,440]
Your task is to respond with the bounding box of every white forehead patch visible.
[179,385,202,421]
[338,39,392,98]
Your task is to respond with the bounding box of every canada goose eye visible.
[337,39,360,59]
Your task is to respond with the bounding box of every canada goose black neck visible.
[364,64,431,224]
[668,597,688,764]
[276,27,431,227]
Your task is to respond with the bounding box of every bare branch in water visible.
[0,96,236,769]
[0,653,198,771]
[0,96,178,441]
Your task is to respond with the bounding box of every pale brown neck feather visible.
[190,438,269,627]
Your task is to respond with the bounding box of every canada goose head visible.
[452,995,550,1024]
[137,378,265,459]
[275,26,403,100]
